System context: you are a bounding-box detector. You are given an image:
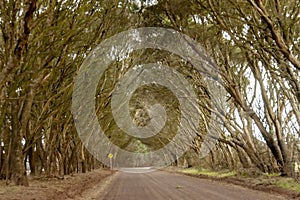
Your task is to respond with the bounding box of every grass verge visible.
[177,167,300,198]
[273,178,300,193]
[180,168,236,178]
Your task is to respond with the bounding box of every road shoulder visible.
[163,167,300,199]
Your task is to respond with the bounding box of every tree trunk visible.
[27,146,35,176]
[9,101,28,186]
[81,145,86,173]
[0,145,3,178]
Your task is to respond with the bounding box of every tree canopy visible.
[0,0,299,185]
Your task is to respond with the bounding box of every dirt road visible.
[100,170,285,200]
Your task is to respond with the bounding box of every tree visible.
[141,0,299,175]
[0,0,132,185]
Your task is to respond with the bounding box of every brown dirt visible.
[0,169,115,200]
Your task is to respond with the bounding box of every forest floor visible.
[0,169,115,200]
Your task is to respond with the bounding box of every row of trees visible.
[0,0,137,185]
[0,0,299,185]
[145,0,299,176]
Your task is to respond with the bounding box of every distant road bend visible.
[99,169,284,200]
